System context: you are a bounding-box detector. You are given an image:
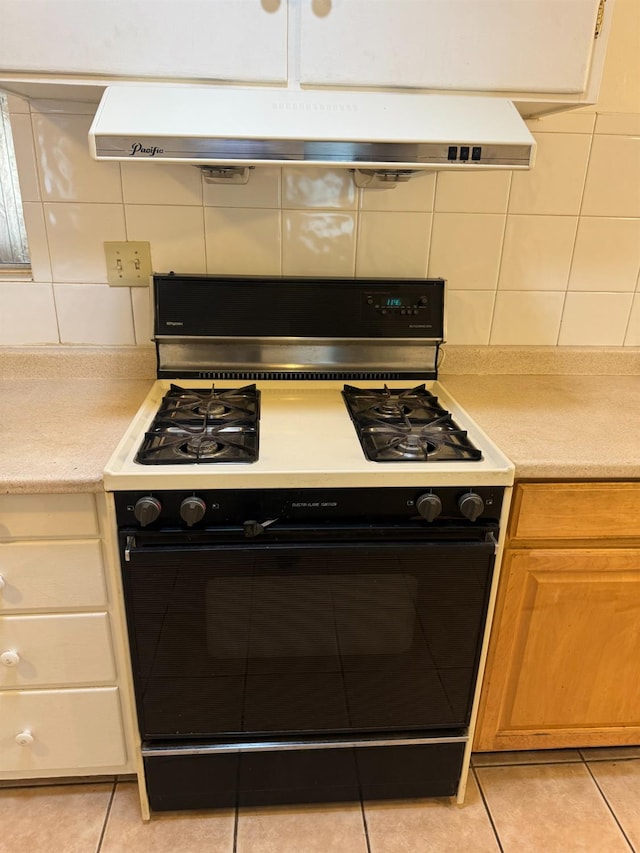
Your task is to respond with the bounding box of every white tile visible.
[525,112,596,134]
[44,202,126,283]
[205,207,281,275]
[283,211,355,276]
[428,213,504,289]
[359,172,435,212]
[558,292,634,345]
[356,211,430,277]
[131,287,154,346]
[126,205,206,274]
[569,218,640,291]
[490,291,565,344]
[509,133,591,215]
[6,94,29,114]
[121,163,203,205]
[22,202,52,282]
[581,135,640,218]
[54,284,135,345]
[282,167,356,209]
[0,282,59,344]
[30,99,98,115]
[202,166,280,208]
[445,290,495,344]
[435,170,511,214]
[499,215,578,291]
[595,114,640,136]
[32,113,122,203]
[625,294,640,346]
[10,113,41,201]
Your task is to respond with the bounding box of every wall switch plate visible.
[104,241,152,286]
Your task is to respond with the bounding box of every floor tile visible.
[580,746,640,762]
[364,773,499,853]
[0,782,112,853]
[100,782,235,853]
[472,749,583,767]
[476,763,631,852]
[236,801,368,853]
[588,759,640,850]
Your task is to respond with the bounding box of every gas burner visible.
[393,434,437,458]
[343,384,483,463]
[135,384,260,464]
[183,435,224,459]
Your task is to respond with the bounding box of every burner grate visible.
[135,384,260,465]
[343,384,482,463]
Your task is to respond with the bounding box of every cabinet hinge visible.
[594,0,606,38]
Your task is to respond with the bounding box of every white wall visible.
[1,0,638,349]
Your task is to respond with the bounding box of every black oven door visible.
[120,526,496,742]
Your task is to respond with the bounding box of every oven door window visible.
[122,541,494,739]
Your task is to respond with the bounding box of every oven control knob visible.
[180,496,206,527]
[416,493,442,522]
[134,496,162,527]
[458,493,484,522]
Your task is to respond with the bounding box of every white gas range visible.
[104,274,514,814]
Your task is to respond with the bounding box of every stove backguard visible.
[151,274,446,380]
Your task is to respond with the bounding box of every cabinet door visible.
[0,0,287,83]
[0,613,116,688]
[0,687,127,773]
[300,0,601,94]
[474,548,640,751]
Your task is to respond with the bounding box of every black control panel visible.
[154,275,445,340]
[115,486,504,530]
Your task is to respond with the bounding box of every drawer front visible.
[511,483,640,541]
[0,613,116,688]
[0,540,106,611]
[0,494,98,540]
[0,687,127,772]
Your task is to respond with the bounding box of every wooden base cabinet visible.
[474,483,640,752]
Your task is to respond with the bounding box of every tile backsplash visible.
[1,94,639,349]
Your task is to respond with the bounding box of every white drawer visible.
[0,494,99,540]
[0,540,106,611]
[0,613,116,688]
[0,687,127,773]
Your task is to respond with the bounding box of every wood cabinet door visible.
[474,547,640,751]
[0,0,287,83]
[300,0,600,94]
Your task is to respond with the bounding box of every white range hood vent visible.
[89,85,536,181]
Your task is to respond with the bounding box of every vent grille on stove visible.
[180,371,432,381]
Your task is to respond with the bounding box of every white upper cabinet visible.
[299,0,611,112]
[0,0,288,83]
[0,0,614,114]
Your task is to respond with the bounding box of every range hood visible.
[89,84,536,176]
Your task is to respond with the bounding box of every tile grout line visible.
[584,760,636,852]
[94,780,117,853]
[232,802,239,853]
[359,798,373,853]
[471,766,504,853]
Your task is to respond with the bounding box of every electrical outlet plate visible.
[104,241,152,286]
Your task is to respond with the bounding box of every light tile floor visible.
[1,747,639,853]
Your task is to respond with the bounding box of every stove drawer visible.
[143,738,466,810]
[0,613,116,689]
[510,483,640,542]
[0,687,126,774]
[0,540,106,612]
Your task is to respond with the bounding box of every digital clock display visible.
[386,298,402,307]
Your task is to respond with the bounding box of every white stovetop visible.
[103,379,514,491]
